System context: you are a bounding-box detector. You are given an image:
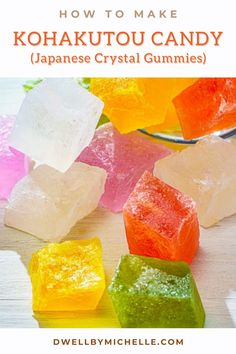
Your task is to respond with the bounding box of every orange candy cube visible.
[123,171,199,263]
[173,78,236,139]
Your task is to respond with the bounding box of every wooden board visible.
[0,79,236,328]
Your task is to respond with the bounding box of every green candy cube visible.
[108,255,205,328]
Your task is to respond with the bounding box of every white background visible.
[0,0,235,76]
[1,328,236,354]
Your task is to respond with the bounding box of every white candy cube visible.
[154,136,236,228]
[5,162,107,242]
[9,79,104,172]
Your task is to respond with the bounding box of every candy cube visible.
[9,78,104,172]
[78,123,172,212]
[123,171,199,263]
[90,78,176,133]
[147,78,197,133]
[5,162,107,242]
[29,238,105,311]
[173,78,236,140]
[108,255,205,328]
[0,115,29,200]
[154,136,236,227]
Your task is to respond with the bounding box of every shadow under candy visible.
[34,291,120,328]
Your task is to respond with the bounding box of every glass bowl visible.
[138,128,236,145]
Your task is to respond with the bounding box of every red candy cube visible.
[123,171,199,263]
[173,78,236,140]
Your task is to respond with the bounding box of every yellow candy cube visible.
[29,238,105,312]
[90,78,176,133]
[147,78,198,133]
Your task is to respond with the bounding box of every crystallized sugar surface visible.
[29,238,105,311]
[5,162,107,241]
[9,78,104,172]
[108,255,205,328]
[123,171,199,263]
[0,115,29,200]
[154,136,236,227]
[78,123,172,212]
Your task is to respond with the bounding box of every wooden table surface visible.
[0,79,236,328]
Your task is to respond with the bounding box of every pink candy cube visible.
[0,115,30,200]
[78,123,172,212]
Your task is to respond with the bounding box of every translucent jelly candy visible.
[154,136,236,227]
[173,78,236,140]
[5,162,107,242]
[29,238,105,312]
[78,123,172,212]
[147,78,197,133]
[9,78,104,172]
[123,171,199,263]
[0,115,29,200]
[90,78,176,133]
[108,254,205,328]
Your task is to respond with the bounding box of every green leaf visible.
[23,78,91,93]
[97,114,109,127]
[23,79,43,92]
[77,78,91,90]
